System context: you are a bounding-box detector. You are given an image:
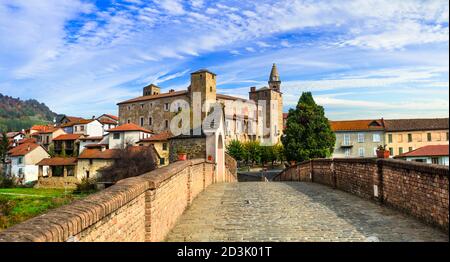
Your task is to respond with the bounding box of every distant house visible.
[97,114,119,133]
[0,131,26,148]
[77,148,121,180]
[56,115,85,126]
[31,127,65,149]
[78,136,107,153]
[52,134,85,156]
[61,119,103,137]
[36,157,78,188]
[330,119,385,158]
[137,130,172,166]
[394,145,449,166]
[107,123,153,149]
[384,118,449,157]
[7,143,50,184]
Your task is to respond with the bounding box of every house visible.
[97,114,119,133]
[79,136,107,153]
[61,119,104,137]
[107,123,153,149]
[36,157,78,188]
[384,118,449,157]
[394,145,449,166]
[0,131,26,149]
[31,126,66,149]
[137,130,172,166]
[330,119,385,158]
[56,115,85,126]
[52,134,85,156]
[77,146,158,182]
[7,143,50,184]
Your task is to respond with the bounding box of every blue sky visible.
[0,0,448,120]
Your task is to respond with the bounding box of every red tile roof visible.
[98,118,118,125]
[53,134,83,141]
[83,143,108,148]
[37,157,77,166]
[79,136,104,141]
[395,145,449,158]
[330,119,384,132]
[78,147,151,159]
[18,138,37,144]
[107,123,153,133]
[138,131,172,142]
[117,90,188,105]
[102,114,119,121]
[31,125,55,133]
[60,119,94,127]
[35,127,63,134]
[8,143,41,157]
[384,118,448,132]
[65,116,85,122]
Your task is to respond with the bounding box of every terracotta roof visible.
[138,131,172,142]
[102,114,119,121]
[330,119,384,132]
[37,157,77,166]
[78,147,151,159]
[191,69,216,75]
[78,149,121,159]
[98,118,118,125]
[216,94,248,101]
[53,134,83,141]
[83,143,108,148]
[107,123,153,133]
[65,116,85,122]
[8,143,41,157]
[395,145,449,158]
[79,136,104,141]
[18,138,37,144]
[60,119,94,127]
[35,127,62,134]
[384,118,449,132]
[117,90,188,105]
[31,125,54,132]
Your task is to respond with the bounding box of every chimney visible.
[250,86,256,92]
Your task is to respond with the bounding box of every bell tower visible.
[268,63,281,92]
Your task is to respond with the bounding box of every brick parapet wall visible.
[273,158,449,231]
[0,158,237,242]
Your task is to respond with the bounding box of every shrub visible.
[0,176,18,188]
[74,177,97,194]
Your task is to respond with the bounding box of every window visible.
[140,104,144,109]
[127,119,131,124]
[398,134,403,143]
[89,159,93,165]
[407,134,412,142]
[399,147,403,155]
[18,157,23,164]
[431,158,439,164]
[140,117,144,127]
[18,168,23,175]
[86,171,90,179]
[388,134,393,143]
[74,126,78,132]
[358,148,365,157]
[162,143,168,151]
[149,117,152,125]
[164,103,169,111]
[446,132,449,141]
[344,148,351,157]
[127,106,131,110]
[80,126,85,131]
[150,103,153,108]
[389,147,394,156]
[357,133,364,143]
[409,147,413,152]
[373,147,377,156]
[210,86,213,92]
[427,133,432,142]
[160,158,165,165]
[165,120,169,129]
[113,133,120,140]
[343,134,351,146]
[373,134,381,142]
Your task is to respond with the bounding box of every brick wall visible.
[0,158,237,242]
[273,158,449,231]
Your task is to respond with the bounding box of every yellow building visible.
[384,118,449,157]
[137,131,171,166]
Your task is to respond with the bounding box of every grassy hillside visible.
[0,93,57,132]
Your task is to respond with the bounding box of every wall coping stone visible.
[378,158,449,176]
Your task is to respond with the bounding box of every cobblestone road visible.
[166,182,448,242]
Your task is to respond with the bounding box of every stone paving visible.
[166,182,449,242]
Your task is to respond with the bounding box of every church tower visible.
[268,63,281,92]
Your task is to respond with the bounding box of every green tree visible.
[0,131,9,163]
[47,144,56,157]
[226,139,244,162]
[282,92,335,162]
[60,143,66,158]
[243,141,261,166]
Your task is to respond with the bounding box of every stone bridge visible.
[0,157,448,242]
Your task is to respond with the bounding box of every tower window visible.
[165,120,169,128]
[149,117,152,125]
[210,86,213,92]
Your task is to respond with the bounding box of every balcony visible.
[340,142,354,148]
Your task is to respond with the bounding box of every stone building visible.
[117,64,284,146]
